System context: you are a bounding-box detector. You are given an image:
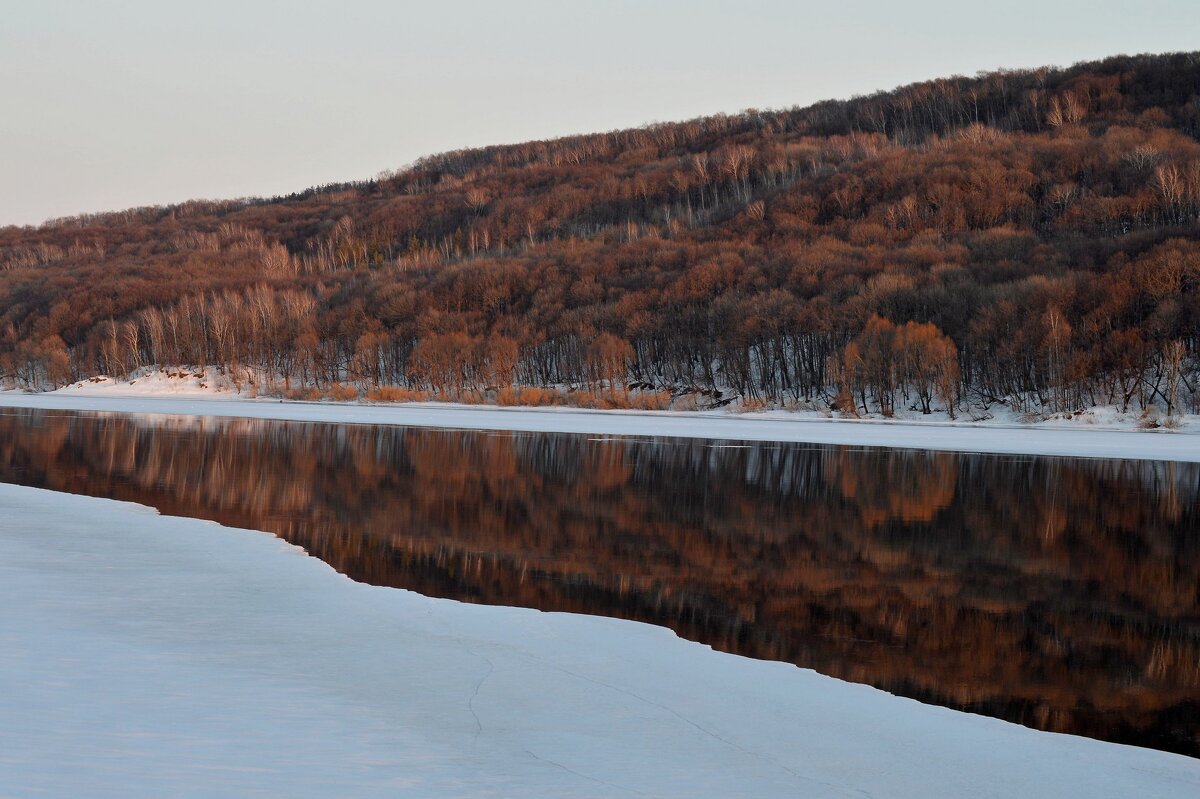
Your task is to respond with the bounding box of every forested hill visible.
[3,52,1199,416]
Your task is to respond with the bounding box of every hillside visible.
[2,52,1199,418]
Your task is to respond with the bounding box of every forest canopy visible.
[2,52,1199,417]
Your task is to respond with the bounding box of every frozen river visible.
[0,404,1198,796]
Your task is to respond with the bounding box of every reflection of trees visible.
[824,448,958,525]
[0,409,1197,756]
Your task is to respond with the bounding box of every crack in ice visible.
[462,646,494,742]
[516,650,867,798]
[521,747,654,798]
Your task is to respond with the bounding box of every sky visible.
[2,0,1198,226]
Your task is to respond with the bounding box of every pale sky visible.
[2,0,1197,226]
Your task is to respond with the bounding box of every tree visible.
[894,322,959,416]
[585,333,634,391]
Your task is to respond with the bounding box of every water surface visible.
[0,407,1196,755]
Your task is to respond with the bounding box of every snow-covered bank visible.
[1,390,1197,462]
[2,484,1196,798]
[45,366,1200,429]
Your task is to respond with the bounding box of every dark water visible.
[0,408,1197,756]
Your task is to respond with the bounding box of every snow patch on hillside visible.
[56,366,256,397]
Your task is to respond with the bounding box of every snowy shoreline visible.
[2,482,1196,798]
[1,388,1198,462]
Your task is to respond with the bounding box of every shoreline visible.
[1,391,1197,462]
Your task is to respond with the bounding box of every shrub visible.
[328,383,359,402]
[366,386,431,403]
[739,396,769,412]
[450,388,487,404]
[283,386,323,402]
[495,386,521,406]
[671,393,700,412]
[572,389,673,410]
[627,390,672,410]
[496,386,568,406]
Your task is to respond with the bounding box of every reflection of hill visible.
[0,409,1196,755]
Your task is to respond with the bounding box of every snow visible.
[2,483,1196,798]
[52,368,243,397]
[1,385,1197,462]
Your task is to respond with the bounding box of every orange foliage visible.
[366,386,432,403]
[328,383,360,402]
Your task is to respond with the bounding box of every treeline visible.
[2,52,1199,416]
